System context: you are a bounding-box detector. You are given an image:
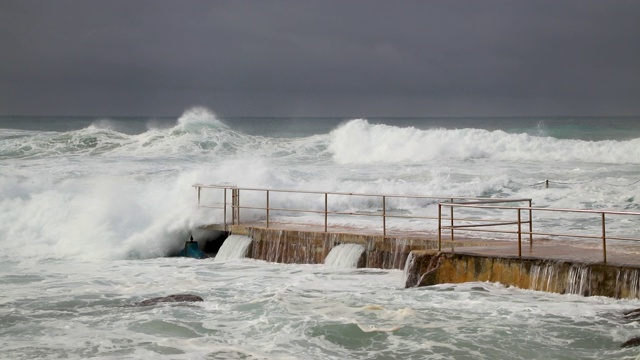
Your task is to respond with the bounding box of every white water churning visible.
[324,243,365,269]
[213,235,253,262]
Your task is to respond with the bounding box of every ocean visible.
[2,107,640,359]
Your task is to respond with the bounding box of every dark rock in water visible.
[623,308,640,320]
[137,294,204,306]
[621,336,640,348]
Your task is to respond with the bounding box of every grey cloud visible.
[0,0,638,116]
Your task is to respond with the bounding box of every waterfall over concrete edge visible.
[213,235,253,263]
[324,243,365,269]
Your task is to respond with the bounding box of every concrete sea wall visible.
[220,225,640,299]
[404,250,640,299]
[228,225,438,269]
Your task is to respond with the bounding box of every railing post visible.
[602,212,607,263]
[450,198,454,242]
[232,188,240,225]
[517,208,522,257]
[382,195,386,238]
[324,193,328,233]
[197,186,201,207]
[266,190,270,229]
[438,203,442,251]
[223,188,228,230]
[528,199,533,251]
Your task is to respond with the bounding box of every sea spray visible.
[0,169,221,261]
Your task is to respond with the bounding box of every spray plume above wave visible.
[0,107,331,162]
[0,107,236,159]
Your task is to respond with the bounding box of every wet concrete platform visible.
[203,220,640,298]
[451,242,640,267]
[204,220,640,267]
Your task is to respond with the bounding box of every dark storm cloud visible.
[0,0,639,116]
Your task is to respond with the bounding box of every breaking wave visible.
[3,112,639,166]
[2,109,640,262]
[328,119,640,165]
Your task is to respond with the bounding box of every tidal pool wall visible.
[404,250,640,299]
[227,225,437,269]
[220,225,640,299]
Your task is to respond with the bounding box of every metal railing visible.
[193,184,640,264]
[192,184,530,237]
[438,202,640,263]
[438,200,533,255]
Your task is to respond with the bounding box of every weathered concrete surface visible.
[228,224,438,269]
[404,250,640,299]
[213,222,640,299]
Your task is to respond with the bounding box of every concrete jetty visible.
[194,184,640,299]
[201,221,640,300]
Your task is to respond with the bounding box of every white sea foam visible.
[0,172,207,261]
[2,110,640,263]
[175,106,225,128]
[328,119,640,164]
[4,256,635,359]
[2,110,640,359]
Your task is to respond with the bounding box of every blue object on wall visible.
[178,236,206,259]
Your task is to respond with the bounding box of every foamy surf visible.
[2,110,640,358]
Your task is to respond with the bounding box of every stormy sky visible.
[1,0,639,117]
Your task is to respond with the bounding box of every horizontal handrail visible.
[192,183,517,202]
[446,199,533,205]
[437,202,640,263]
[192,184,640,264]
[442,221,523,229]
[192,184,531,237]
[438,202,640,217]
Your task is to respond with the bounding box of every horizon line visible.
[1,114,639,119]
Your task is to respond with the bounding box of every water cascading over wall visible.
[404,251,640,299]
[226,225,438,268]
[385,238,411,269]
[324,243,365,269]
[212,235,253,262]
[247,228,333,264]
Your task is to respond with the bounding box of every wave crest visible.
[175,106,228,130]
[328,119,640,165]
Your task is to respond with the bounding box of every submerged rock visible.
[137,294,204,306]
[622,336,640,348]
[623,308,640,321]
